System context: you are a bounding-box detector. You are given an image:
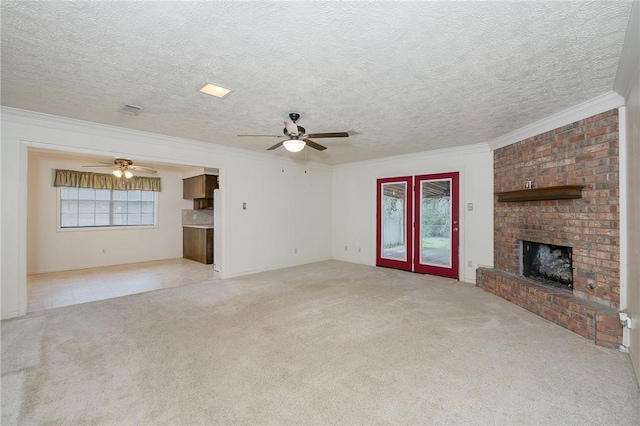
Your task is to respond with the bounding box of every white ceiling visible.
[1,1,633,165]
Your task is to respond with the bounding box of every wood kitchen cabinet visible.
[183,175,218,200]
[183,227,213,264]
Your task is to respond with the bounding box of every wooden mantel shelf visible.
[496,185,585,202]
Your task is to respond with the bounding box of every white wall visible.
[623,69,640,384]
[616,0,640,386]
[221,153,332,276]
[1,109,333,318]
[27,151,191,273]
[1,132,27,319]
[331,144,494,284]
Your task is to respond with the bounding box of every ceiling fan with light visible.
[82,158,157,178]
[238,113,349,152]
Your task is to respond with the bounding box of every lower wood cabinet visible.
[183,227,213,264]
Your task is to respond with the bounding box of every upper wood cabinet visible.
[183,175,218,200]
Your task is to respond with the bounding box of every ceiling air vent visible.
[121,104,143,115]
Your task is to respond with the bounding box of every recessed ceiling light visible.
[198,82,233,99]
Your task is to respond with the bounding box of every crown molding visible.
[488,91,625,151]
[1,106,214,151]
[332,142,491,170]
[0,107,331,169]
[613,0,640,101]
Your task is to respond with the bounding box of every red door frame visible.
[376,172,459,279]
[376,176,413,271]
[413,172,459,278]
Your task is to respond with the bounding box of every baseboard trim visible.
[27,257,187,275]
[630,346,640,388]
[222,257,334,279]
[462,276,476,285]
[330,256,373,266]
[1,310,23,320]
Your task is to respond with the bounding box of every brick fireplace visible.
[477,108,623,348]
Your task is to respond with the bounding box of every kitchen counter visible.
[182,224,214,229]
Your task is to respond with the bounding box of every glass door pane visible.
[419,179,451,267]
[414,173,459,278]
[382,182,407,260]
[376,176,413,271]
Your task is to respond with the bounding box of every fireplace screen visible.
[522,241,573,290]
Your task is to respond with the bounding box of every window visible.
[60,187,156,228]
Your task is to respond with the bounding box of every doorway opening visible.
[25,147,223,313]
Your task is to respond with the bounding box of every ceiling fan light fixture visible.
[113,167,133,179]
[198,82,233,99]
[283,139,306,152]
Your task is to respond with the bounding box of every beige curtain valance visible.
[54,169,161,192]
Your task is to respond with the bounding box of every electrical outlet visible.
[242,202,247,210]
[102,249,107,254]
[467,203,474,211]
[358,247,361,253]
[344,245,348,251]
[467,260,473,268]
[294,248,298,254]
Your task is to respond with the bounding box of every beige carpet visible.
[2,260,639,425]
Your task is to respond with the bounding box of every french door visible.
[376,172,459,279]
[376,176,413,271]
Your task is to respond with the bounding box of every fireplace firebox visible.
[522,241,573,290]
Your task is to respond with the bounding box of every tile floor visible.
[27,258,217,312]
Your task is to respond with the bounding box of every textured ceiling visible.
[0,1,633,165]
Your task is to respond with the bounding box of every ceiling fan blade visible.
[82,165,115,168]
[284,120,299,136]
[303,138,327,151]
[306,132,349,138]
[237,134,282,138]
[266,141,285,151]
[129,165,157,173]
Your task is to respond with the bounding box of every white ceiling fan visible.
[82,158,157,178]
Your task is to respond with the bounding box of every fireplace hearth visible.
[522,241,572,290]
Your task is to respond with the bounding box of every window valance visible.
[54,169,161,192]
